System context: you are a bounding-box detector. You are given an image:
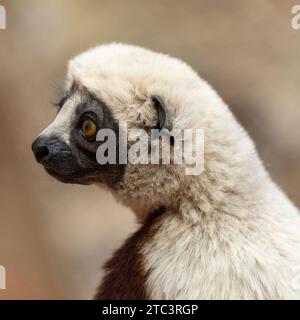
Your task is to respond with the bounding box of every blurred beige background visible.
[0,0,299,299]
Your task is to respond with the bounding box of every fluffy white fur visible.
[67,43,300,299]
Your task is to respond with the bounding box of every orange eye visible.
[81,119,97,138]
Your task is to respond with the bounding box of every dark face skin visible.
[32,84,125,189]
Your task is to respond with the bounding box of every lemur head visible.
[32,43,257,220]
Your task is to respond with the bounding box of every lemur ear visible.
[151,95,172,131]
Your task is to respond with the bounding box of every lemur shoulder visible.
[32,43,300,299]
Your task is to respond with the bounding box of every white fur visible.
[67,43,300,299]
[41,93,81,145]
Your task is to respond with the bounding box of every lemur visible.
[32,43,300,299]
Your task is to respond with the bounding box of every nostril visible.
[32,135,52,163]
[32,137,50,163]
[35,145,49,162]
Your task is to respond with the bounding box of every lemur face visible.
[31,43,215,217]
[32,83,125,188]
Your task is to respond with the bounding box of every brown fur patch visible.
[94,208,164,300]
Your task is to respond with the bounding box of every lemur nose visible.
[32,136,50,163]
